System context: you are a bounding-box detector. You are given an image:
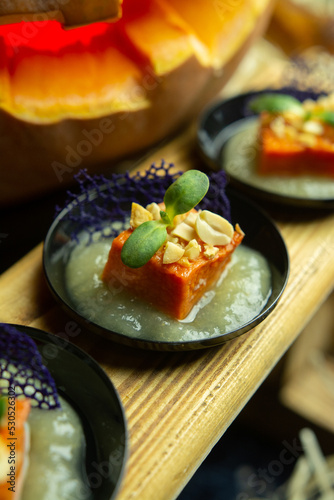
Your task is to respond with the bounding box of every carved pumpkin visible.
[0,0,274,205]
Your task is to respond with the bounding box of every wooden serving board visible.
[1,148,334,500]
[1,41,334,500]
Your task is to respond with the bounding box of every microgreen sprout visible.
[249,93,334,126]
[315,110,334,126]
[249,93,304,115]
[121,170,209,268]
[0,397,6,422]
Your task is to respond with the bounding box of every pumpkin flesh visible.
[0,21,150,122]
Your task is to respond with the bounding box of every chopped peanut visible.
[302,120,324,136]
[195,210,233,246]
[163,241,185,264]
[298,132,317,148]
[183,211,197,227]
[204,245,219,259]
[172,221,197,242]
[172,210,197,238]
[146,202,161,220]
[184,239,201,260]
[284,125,298,140]
[235,223,245,236]
[130,203,153,228]
[270,116,285,138]
[173,212,189,227]
[166,233,180,244]
[303,98,315,111]
[178,257,191,267]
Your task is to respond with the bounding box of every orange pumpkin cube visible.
[258,112,334,177]
[102,226,244,320]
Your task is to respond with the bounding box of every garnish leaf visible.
[164,170,209,221]
[249,93,304,115]
[160,211,171,225]
[0,397,6,422]
[316,110,334,126]
[120,170,210,268]
[121,220,167,268]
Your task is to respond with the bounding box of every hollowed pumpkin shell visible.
[0,0,274,205]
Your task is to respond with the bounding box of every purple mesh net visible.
[56,160,231,243]
[0,324,61,409]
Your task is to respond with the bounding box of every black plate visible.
[43,185,289,351]
[197,88,334,209]
[3,323,128,500]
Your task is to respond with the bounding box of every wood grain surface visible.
[1,41,334,500]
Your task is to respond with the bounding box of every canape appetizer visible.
[102,170,244,320]
[250,92,334,177]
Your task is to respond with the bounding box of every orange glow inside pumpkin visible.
[0,0,270,123]
[0,20,150,121]
[0,21,110,56]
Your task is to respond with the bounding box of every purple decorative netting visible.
[200,169,231,219]
[56,160,231,243]
[0,324,61,409]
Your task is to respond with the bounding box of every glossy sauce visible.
[65,235,272,342]
[22,397,91,500]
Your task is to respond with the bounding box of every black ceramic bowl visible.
[4,324,128,500]
[43,181,290,351]
[197,88,334,209]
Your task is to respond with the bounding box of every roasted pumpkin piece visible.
[258,113,334,177]
[102,226,244,319]
[102,170,244,320]
[254,93,334,177]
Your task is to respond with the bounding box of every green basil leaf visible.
[164,170,209,222]
[316,110,334,126]
[121,220,167,268]
[249,93,304,115]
